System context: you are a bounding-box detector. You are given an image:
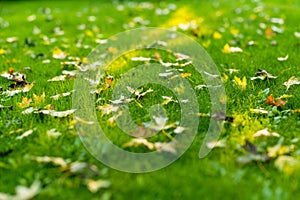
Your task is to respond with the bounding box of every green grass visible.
[0,0,300,199]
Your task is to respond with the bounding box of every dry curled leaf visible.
[250,69,277,80]
[265,94,286,107]
[277,55,289,61]
[253,128,280,137]
[85,179,111,193]
[283,76,300,91]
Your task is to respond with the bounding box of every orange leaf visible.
[265,94,286,107]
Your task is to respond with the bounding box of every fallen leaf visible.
[47,75,66,82]
[129,125,155,138]
[6,37,18,43]
[283,76,300,91]
[52,48,67,59]
[131,57,152,62]
[279,94,293,99]
[253,128,280,137]
[144,116,171,131]
[174,126,186,134]
[105,75,114,87]
[27,14,36,22]
[250,69,277,80]
[2,82,34,97]
[275,155,300,175]
[17,97,32,109]
[0,180,41,200]
[123,138,155,150]
[0,104,12,109]
[16,128,36,140]
[33,92,45,107]
[206,139,226,149]
[233,76,247,90]
[0,48,6,55]
[250,108,269,114]
[68,162,99,175]
[265,94,286,107]
[109,95,132,104]
[62,70,77,77]
[161,96,189,105]
[39,109,76,117]
[174,52,190,61]
[74,116,95,125]
[154,142,177,154]
[85,179,111,193]
[47,128,61,138]
[22,107,39,114]
[96,104,119,115]
[126,87,153,99]
[268,139,294,158]
[213,31,222,39]
[50,90,74,100]
[194,85,207,90]
[277,55,289,61]
[35,156,68,167]
[225,68,240,74]
[159,72,173,77]
[222,43,243,53]
[159,60,192,67]
[170,72,192,79]
[107,111,122,126]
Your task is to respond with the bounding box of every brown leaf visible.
[265,94,286,107]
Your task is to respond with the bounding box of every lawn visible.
[0,0,300,199]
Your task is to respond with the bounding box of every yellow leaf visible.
[85,29,94,37]
[17,97,32,109]
[230,28,239,35]
[23,82,34,92]
[222,43,243,53]
[275,155,300,175]
[213,31,222,39]
[222,73,228,83]
[52,48,67,59]
[107,47,118,54]
[234,76,247,90]
[202,40,211,48]
[33,92,45,107]
[181,73,191,78]
[85,179,110,193]
[222,43,231,54]
[0,48,6,55]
